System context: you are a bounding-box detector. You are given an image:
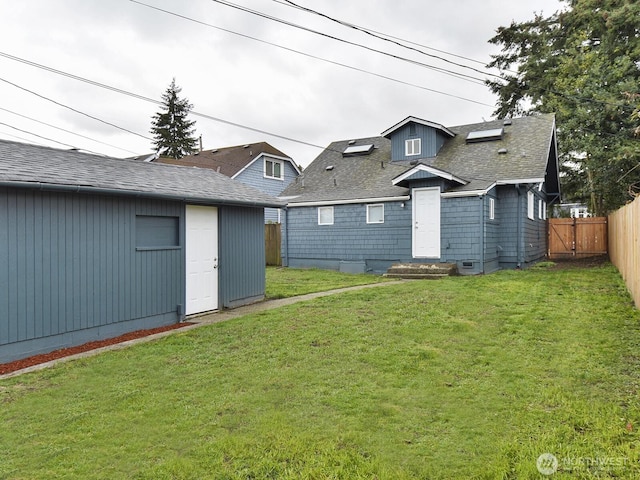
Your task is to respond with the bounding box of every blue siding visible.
[219,206,266,308]
[0,188,184,363]
[441,196,483,274]
[389,124,448,161]
[284,201,413,273]
[484,190,500,273]
[235,154,298,223]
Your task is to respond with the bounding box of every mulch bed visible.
[0,322,194,376]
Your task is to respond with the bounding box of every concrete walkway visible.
[1,281,403,379]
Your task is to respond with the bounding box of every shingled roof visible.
[282,114,558,204]
[0,140,284,208]
[156,141,296,177]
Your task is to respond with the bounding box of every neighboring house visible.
[552,202,590,218]
[0,139,284,363]
[155,142,300,223]
[280,114,560,275]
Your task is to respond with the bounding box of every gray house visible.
[156,142,300,223]
[280,114,560,275]
[0,139,284,363]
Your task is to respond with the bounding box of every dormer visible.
[381,116,455,162]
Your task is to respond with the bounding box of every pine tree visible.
[486,0,640,215]
[150,78,198,159]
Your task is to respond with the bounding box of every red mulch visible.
[0,322,194,375]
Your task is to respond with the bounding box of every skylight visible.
[343,144,374,156]
[466,128,504,143]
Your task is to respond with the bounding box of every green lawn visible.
[1,264,639,479]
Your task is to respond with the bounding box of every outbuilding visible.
[0,140,284,363]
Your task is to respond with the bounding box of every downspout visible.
[515,184,523,269]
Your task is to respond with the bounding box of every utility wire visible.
[0,77,153,141]
[0,121,105,154]
[0,106,139,154]
[128,2,493,107]
[208,0,487,85]
[271,0,493,69]
[277,0,504,80]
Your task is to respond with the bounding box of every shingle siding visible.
[390,123,448,161]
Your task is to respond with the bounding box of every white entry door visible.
[185,205,219,315]
[412,187,441,258]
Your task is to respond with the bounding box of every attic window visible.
[466,128,504,143]
[343,144,374,156]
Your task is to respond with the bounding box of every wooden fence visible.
[609,196,640,308]
[548,217,608,259]
[265,223,281,266]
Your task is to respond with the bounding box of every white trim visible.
[496,178,545,186]
[288,195,410,207]
[231,152,299,179]
[381,116,455,138]
[441,183,497,198]
[392,164,467,186]
[527,191,535,220]
[405,138,421,156]
[489,198,495,220]
[318,206,334,225]
[366,204,384,224]
[264,158,284,180]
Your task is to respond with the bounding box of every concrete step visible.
[384,263,458,279]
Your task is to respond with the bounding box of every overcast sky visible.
[0,0,564,167]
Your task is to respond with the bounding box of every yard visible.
[1,263,639,478]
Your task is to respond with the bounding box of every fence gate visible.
[265,223,281,266]
[548,217,608,259]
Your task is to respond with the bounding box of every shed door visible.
[412,187,441,258]
[185,205,219,315]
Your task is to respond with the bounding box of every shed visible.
[0,140,284,363]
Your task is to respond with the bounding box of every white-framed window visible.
[366,204,384,224]
[543,201,547,220]
[489,198,495,220]
[264,158,283,179]
[318,206,334,225]
[527,191,535,220]
[538,199,543,219]
[405,138,421,156]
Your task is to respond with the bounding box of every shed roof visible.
[0,140,284,208]
[156,141,298,177]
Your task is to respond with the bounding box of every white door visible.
[412,187,441,258]
[185,205,219,315]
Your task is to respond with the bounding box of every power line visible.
[0,121,105,154]
[0,76,153,141]
[0,106,139,154]
[127,2,493,107]
[276,0,503,80]
[208,0,487,86]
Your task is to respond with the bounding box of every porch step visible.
[384,263,458,279]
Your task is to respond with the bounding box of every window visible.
[543,201,547,220]
[405,138,421,156]
[489,198,495,220]
[366,204,384,224]
[527,191,535,220]
[265,158,283,179]
[136,215,179,248]
[318,206,334,225]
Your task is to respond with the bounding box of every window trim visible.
[318,206,334,225]
[527,191,535,220]
[489,198,495,220]
[405,138,421,156]
[264,158,284,180]
[366,204,385,224]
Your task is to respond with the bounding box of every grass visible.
[1,264,640,478]
[265,266,392,299]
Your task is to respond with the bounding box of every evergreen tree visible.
[150,78,198,159]
[487,0,640,215]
